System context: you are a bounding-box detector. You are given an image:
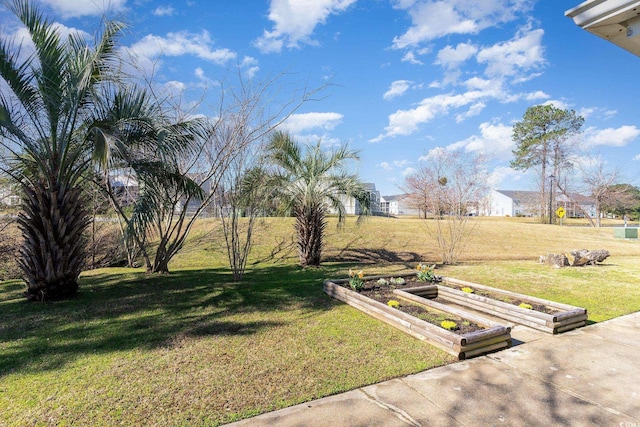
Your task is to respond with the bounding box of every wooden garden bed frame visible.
[324,277,512,360]
[435,277,588,334]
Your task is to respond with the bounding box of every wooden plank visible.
[550,314,588,328]
[460,340,511,360]
[455,333,512,352]
[442,277,584,312]
[553,308,588,322]
[393,289,507,331]
[436,288,549,327]
[437,286,551,322]
[554,320,587,334]
[325,281,461,346]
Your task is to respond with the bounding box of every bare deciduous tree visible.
[406,149,488,264]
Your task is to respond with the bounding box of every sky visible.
[2,0,640,197]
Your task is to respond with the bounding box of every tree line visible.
[0,0,369,300]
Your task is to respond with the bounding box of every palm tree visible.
[86,85,209,274]
[0,0,125,300]
[267,131,369,267]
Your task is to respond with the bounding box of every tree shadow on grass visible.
[324,247,422,265]
[0,264,339,377]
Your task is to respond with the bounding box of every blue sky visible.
[2,0,640,196]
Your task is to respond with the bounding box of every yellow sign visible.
[556,207,566,218]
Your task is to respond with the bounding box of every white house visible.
[380,193,421,216]
[483,189,597,218]
[483,190,540,217]
[334,183,381,215]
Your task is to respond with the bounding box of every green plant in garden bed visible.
[348,269,364,291]
[389,277,406,285]
[416,263,440,282]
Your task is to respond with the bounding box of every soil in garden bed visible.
[351,278,485,335]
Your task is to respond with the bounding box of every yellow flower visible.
[349,269,353,277]
[358,270,364,279]
[441,320,457,330]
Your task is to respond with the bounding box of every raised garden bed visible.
[324,276,512,360]
[436,277,588,334]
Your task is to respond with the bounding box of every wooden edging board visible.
[323,280,511,360]
[437,277,588,334]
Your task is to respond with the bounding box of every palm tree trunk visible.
[295,203,326,266]
[18,180,90,301]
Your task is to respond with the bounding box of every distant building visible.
[0,185,20,207]
[337,183,381,215]
[483,189,596,218]
[380,193,421,216]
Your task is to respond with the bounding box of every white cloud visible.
[401,51,424,65]
[383,80,412,100]
[126,31,236,66]
[153,6,175,16]
[418,146,448,162]
[477,28,545,79]
[162,80,186,93]
[448,121,514,159]
[283,112,343,134]
[379,162,393,171]
[402,166,417,176]
[3,23,91,64]
[435,42,477,69]
[392,0,533,49]
[370,90,486,141]
[542,99,571,110]
[38,0,127,18]
[455,102,485,122]
[254,0,357,53]
[634,155,640,161]
[487,166,527,189]
[583,125,640,147]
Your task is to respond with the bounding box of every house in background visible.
[483,189,596,218]
[0,177,20,207]
[380,193,421,216]
[483,190,541,217]
[336,183,381,215]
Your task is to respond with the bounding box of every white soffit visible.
[566,0,640,56]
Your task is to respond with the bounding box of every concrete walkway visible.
[227,312,640,426]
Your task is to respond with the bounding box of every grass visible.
[2,216,640,425]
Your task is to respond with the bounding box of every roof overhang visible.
[566,0,640,56]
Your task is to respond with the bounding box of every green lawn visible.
[1,216,640,426]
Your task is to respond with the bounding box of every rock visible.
[542,249,610,267]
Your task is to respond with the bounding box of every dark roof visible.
[382,193,411,201]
